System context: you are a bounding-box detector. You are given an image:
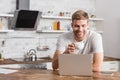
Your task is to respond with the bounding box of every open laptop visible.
[59,54,93,76]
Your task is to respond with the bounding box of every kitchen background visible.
[0,0,97,58]
[0,0,120,69]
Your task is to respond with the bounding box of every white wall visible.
[0,0,16,13]
[96,0,120,58]
[0,0,96,59]
[30,0,95,15]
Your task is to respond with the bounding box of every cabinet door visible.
[101,61,120,72]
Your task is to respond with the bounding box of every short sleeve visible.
[91,33,104,53]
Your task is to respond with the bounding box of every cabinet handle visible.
[109,68,116,70]
[110,62,116,64]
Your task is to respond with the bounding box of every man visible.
[52,10,104,72]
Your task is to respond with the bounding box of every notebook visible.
[58,54,93,76]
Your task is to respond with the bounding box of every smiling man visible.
[52,10,104,72]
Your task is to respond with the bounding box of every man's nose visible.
[78,27,83,31]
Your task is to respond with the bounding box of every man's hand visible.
[64,43,76,54]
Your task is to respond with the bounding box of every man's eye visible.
[82,25,85,27]
[75,25,79,27]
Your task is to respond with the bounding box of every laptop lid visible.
[59,54,93,76]
[12,10,42,30]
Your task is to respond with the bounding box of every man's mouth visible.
[77,32,83,35]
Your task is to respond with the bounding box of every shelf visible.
[36,30,69,33]
[36,30,103,34]
[0,13,14,17]
[89,18,104,21]
[0,30,14,33]
[41,15,104,21]
[41,15,71,20]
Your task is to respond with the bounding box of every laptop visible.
[58,54,93,76]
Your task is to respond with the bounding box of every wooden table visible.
[0,57,120,80]
[0,69,120,80]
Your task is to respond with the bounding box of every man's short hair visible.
[72,10,89,21]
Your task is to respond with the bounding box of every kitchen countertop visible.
[0,58,52,65]
[104,56,120,61]
[0,56,119,65]
[0,69,120,80]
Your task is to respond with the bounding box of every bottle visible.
[0,53,2,59]
[57,21,60,30]
[53,21,57,30]
[0,18,2,30]
[60,12,64,16]
[0,51,3,61]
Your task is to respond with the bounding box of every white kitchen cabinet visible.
[101,61,120,72]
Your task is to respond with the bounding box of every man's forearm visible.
[93,53,104,72]
[52,51,60,70]
[52,50,70,71]
[52,59,58,70]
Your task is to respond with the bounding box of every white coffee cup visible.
[75,42,84,50]
[74,42,84,54]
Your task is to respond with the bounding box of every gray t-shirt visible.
[56,30,104,54]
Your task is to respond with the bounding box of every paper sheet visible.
[0,68,18,74]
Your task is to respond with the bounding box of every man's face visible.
[71,19,88,41]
